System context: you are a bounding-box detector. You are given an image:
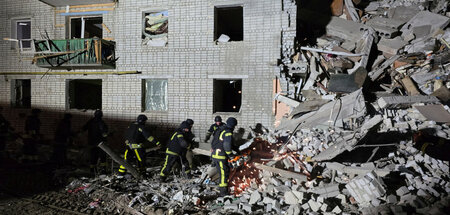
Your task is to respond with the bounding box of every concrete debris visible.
[23,2,449,215]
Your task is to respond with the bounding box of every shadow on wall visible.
[296,0,333,46]
[0,103,261,152]
[0,103,179,152]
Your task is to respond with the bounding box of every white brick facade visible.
[0,0,295,145]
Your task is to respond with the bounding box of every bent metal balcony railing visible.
[34,38,116,70]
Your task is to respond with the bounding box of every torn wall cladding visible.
[142,10,168,47]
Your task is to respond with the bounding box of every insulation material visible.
[142,11,168,46]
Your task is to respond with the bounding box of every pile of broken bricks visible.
[59,1,450,214]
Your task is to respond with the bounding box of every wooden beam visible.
[102,23,111,33]
[254,163,308,181]
[56,7,115,13]
[98,142,142,180]
[68,3,116,9]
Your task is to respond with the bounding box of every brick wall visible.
[0,0,295,146]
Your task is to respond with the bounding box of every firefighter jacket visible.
[211,126,233,160]
[82,117,108,145]
[124,122,159,149]
[205,122,224,141]
[166,128,188,156]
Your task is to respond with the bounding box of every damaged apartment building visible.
[0,0,295,142]
[1,0,450,214]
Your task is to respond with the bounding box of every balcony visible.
[34,38,116,70]
[38,0,115,7]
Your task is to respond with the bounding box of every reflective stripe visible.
[160,155,169,176]
[226,151,232,155]
[118,167,126,172]
[166,148,178,156]
[170,132,177,141]
[124,149,128,161]
[225,133,232,137]
[421,142,430,154]
[212,149,226,159]
[185,169,191,173]
[218,161,227,187]
[219,130,226,141]
[135,149,142,162]
[138,128,143,132]
[148,136,154,142]
[177,134,183,138]
[131,143,142,149]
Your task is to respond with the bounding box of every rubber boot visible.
[219,187,229,197]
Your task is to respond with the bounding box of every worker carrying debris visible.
[22,108,41,162]
[204,116,224,142]
[119,114,160,175]
[81,110,109,174]
[211,117,238,197]
[184,119,198,169]
[160,121,191,182]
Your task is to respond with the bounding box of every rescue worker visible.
[81,109,108,174]
[52,113,74,168]
[119,114,160,175]
[23,108,41,162]
[0,106,14,163]
[160,121,191,182]
[184,119,198,169]
[204,116,224,142]
[211,117,238,196]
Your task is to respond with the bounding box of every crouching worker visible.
[211,117,238,197]
[119,114,160,175]
[160,121,191,182]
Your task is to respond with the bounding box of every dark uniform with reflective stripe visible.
[119,122,159,173]
[204,122,224,142]
[211,127,234,190]
[82,116,108,171]
[160,128,190,178]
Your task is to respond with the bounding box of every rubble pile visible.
[17,1,450,214]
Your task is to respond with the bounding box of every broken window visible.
[67,79,102,110]
[11,79,31,108]
[11,19,31,49]
[142,79,168,111]
[214,6,243,42]
[70,16,103,39]
[214,79,242,112]
[142,11,168,47]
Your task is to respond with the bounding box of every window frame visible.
[213,79,243,113]
[11,18,32,50]
[66,79,102,110]
[214,5,244,42]
[67,15,103,39]
[142,10,169,47]
[142,79,169,112]
[11,79,31,109]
